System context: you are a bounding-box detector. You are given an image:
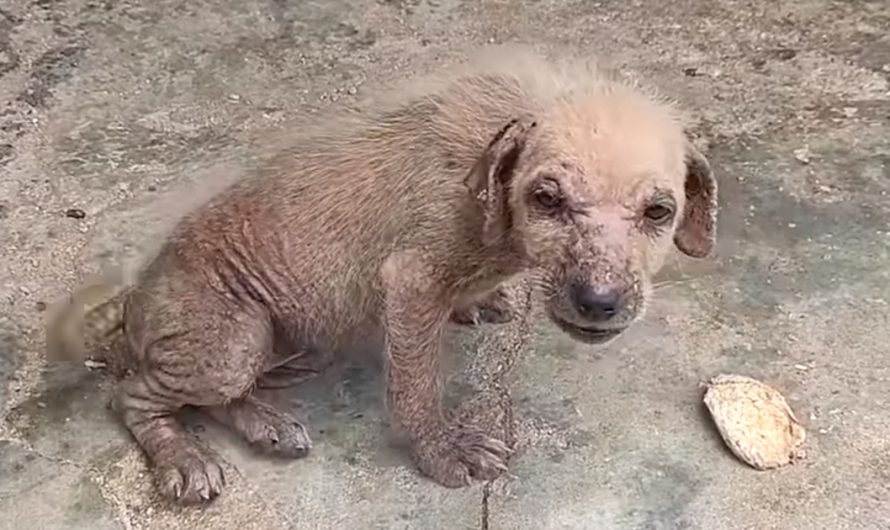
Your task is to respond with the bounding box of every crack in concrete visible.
[481,481,492,530]
[1,436,73,466]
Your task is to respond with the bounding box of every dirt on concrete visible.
[1,0,889,529]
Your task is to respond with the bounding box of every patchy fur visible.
[46,48,717,504]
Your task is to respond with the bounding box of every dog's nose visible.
[571,284,622,322]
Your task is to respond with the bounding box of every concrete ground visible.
[1,0,889,528]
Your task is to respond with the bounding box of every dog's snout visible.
[571,283,622,322]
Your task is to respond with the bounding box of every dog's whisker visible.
[651,278,694,292]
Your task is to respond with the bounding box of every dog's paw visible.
[240,401,313,459]
[412,424,512,487]
[155,443,226,505]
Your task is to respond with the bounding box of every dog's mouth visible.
[548,311,626,345]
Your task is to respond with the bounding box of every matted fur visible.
[47,47,718,504]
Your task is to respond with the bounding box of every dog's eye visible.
[535,189,561,209]
[644,204,673,224]
[532,179,564,211]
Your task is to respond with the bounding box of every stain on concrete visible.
[626,458,702,530]
[0,40,20,78]
[5,365,125,462]
[64,474,115,528]
[2,0,890,528]
[0,120,25,138]
[0,441,120,530]
[0,7,21,119]
[54,121,233,186]
[0,331,21,411]
[0,143,13,167]
[19,45,87,108]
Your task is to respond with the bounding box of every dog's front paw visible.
[412,424,512,487]
[154,441,226,505]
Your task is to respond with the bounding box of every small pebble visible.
[65,208,86,219]
[35,301,47,312]
[683,67,699,77]
[84,359,107,370]
[773,48,797,61]
[793,147,811,164]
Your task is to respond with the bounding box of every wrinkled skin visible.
[466,103,716,346]
[59,53,717,505]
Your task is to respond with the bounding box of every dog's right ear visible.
[464,117,537,246]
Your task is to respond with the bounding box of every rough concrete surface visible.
[1,0,889,528]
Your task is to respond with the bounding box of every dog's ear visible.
[674,141,718,258]
[464,117,537,245]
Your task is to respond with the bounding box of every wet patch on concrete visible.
[0,330,21,411]
[0,441,120,530]
[0,105,28,169]
[5,363,126,463]
[0,11,24,169]
[624,457,702,530]
[19,45,87,108]
[0,7,23,26]
[0,142,13,167]
[270,0,379,46]
[0,22,21,78]
[53,121,234,187]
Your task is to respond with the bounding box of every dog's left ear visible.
[674,141,718,258]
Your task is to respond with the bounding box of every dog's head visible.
[465,87,717,344]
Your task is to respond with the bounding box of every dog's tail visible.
[45,275,128,363]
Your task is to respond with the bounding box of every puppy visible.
[47,50,717,504]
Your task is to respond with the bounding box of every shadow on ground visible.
[1,0,889,529]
